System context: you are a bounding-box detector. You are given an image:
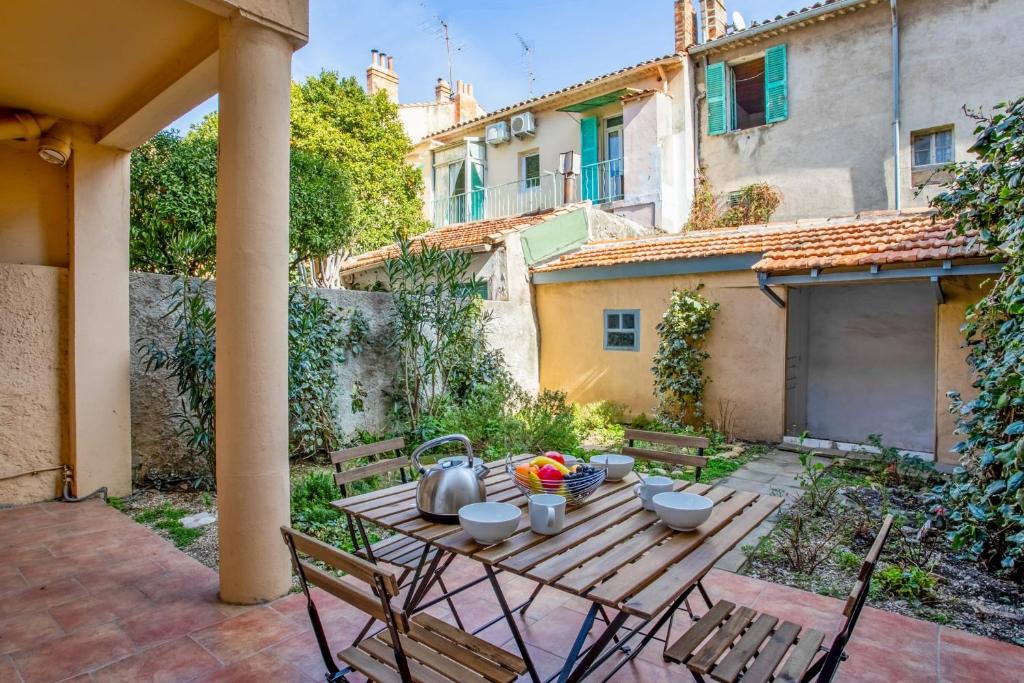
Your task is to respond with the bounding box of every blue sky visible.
[170,0,801,132]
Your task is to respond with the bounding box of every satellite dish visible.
[732,11,747,31]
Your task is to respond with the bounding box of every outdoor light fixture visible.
[38,120,71,166]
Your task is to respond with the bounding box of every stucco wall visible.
[0,263,68,504]
[696,0,1024,221]
[129,272,539,478]
[536,270,788,442]
[0,145,69,268]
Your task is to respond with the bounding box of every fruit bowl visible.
[505,453,606,508]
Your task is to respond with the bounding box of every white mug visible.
[634,475,673,511]
[529,494,566,535]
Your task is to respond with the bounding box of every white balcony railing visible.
[430,160,625,227]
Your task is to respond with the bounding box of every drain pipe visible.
[61,465,108,503]
[891,0,901,210]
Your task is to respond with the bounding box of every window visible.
[708,44,788,135]
[912,128,954,168]
[520,152,540,189]
[604,309,639,351]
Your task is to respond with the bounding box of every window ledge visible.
[719,122,779,137]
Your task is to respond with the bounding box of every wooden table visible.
[333,456,782,683]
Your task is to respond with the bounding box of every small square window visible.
[604,309,639,351]
[521,152,541,189]
[911,127,955,168]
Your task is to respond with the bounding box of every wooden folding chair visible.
[281,526,527,683]
[664,515,895,683]
[623,428,709,482]
[330,438,464,636]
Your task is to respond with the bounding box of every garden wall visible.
[128,272,538,480]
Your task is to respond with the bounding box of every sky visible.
[170,0,801,132]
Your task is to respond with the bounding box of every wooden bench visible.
[281,526,527,683]
[623,428,710,482]
[665,515,894,682]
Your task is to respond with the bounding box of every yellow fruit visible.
[529,456,570,474]
[528,470,544,493]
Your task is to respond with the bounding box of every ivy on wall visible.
[651,286,719,428]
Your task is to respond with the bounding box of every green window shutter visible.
[580,117,599,201]
[765,44,789,123]
[706,61,727,135]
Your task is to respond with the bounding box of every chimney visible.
[454,80,483,123]
[366,49,399,101]
[675,0,698,52]
[702,0,728,41]
[435,78,452,102]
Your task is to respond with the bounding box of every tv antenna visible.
[420,12,464,98]
[515,32,536,97]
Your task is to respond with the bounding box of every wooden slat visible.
[299,561,408,632]
[337,645,402,683]
[624,428,709,449]
[734,621,801,683]
[616,495,783,618]
[282,526,399,596]
[774,629,825,683]
[623,445,708,469]
[690,606,758,674]
[709,613,778,682]
[379,632,491,683]
[414,612,527,674]
[664,600,736,663]
[331,437,406,464]
[359,638,453,683]
[585,489,753,605]
[334,456,411,486]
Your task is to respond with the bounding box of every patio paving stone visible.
[0,498,1022,682]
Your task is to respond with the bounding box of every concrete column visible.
[215,15,293,604]
[69,126,133,498]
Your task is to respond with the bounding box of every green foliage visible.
[652,287,719,427]
[862,434,939,487]
[288,147,356,269]
[573,401,629,447]
[130,130,218,276]
[133,504,202,548]
[929,97,1024,579]
[797,451,842,517]
[686,172,782,231]
[290,470,348,549]
[291,72,428,252]
[107,497,124,511]
[875,564,938,604]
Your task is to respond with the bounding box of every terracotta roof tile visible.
[532,211,983,275]
[342,204,587,274]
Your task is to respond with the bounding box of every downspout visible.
[891,0,901,210]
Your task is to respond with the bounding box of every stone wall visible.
[128,272,539,479]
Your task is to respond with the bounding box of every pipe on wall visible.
[891,0,901,210]
[0,111,57,141]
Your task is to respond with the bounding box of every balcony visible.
[431,159,625,227]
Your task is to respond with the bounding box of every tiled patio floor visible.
[1,501,1021,682]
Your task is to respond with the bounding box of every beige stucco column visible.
[69,126,133,498]
[215,15,294,604]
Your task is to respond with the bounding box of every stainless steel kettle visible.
[412,434,487,522]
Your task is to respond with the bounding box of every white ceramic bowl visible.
[458,502,521,545]
[653,492,714,531]
[562,454,579,469]
[590,454,635,481]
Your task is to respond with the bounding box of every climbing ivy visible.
[651,286,719,428]
[930,97,1024,579]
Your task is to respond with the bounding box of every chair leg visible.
[436,575,465,630]
[519,582,544,617]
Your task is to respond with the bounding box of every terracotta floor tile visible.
[266,632,342,681]
[837,640,939,682]
[191,606,302,664]
[118,599,230,648]
[189,650,315,683]
[0,567,26,597]
[73,559,166,594]
[0,578,86,620]
[0,545,54,569]
[938,625,1024,683]
[0,611,64,656]
[50,585,154,633]
[518,608,597,654]
[11,622,134,683]
[852,606,939,652]
[91,637,222,683]
[0,656,21,683]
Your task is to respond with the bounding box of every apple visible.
[537,464,564,482]
[544,451,566,465]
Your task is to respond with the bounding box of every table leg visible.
[402,544,433,611]
[355,518,376,564]
[561,610,629,683]
[484,565,542,683]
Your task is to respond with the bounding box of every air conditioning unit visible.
[485,121,510,145]
[510,112,536,137]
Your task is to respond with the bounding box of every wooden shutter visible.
[765,44,789,123]
[706,61,727,135]
[580,117,599,201]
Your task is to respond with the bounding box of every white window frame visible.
[911,127,954,169]
[604,309,639,352]
[519,151,541,191]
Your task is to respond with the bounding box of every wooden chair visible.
[664,515,895,683]
[281,526,527,683]
[330,437,464,633]
[623,428,709,482]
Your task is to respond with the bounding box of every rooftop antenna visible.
[731,10,747,31]
[419,11,464,99]
[515,32,536,97]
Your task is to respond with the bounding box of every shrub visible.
[685,172,782,231]
[652,287,719,428]
[875,564,938,604]
[290,470,349,549]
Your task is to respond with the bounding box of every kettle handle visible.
[411,434,474,474]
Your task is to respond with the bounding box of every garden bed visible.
[743,457,1024,646]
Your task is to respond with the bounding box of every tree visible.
[930,97,1024,579]
[291,71,428,251]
